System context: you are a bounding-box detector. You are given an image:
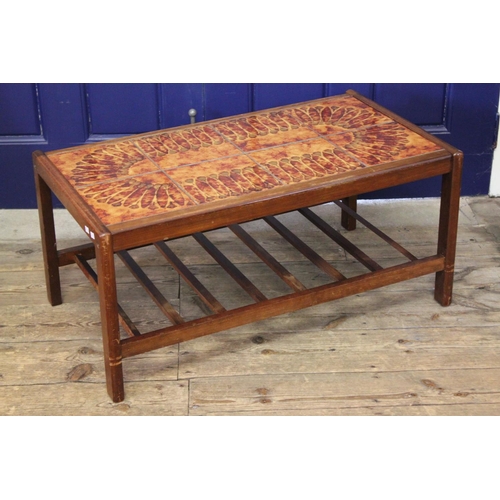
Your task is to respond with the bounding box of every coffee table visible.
[33,90,463,402]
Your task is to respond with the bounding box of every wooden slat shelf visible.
[299,207,383,271]
[229,224,307,292]
[264,215,347,281]
[68,206,440,350]
[120,255,446,358]
[333,200,417,261]
[117,250,185,326]
[154,241,226,315]
[193,232,268,303]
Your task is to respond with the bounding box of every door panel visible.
[325,83,374,98]
[37,84,88,146]
[159,83,204,128]
[1,83,498,208]
[0,84,41,137]
[204,83,252,120]
[85,84,160,137]
[373,83,447,125]
[253,83,325,109]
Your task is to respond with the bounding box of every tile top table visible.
[33,90,463,402]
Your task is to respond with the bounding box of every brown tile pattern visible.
[49,142,159,186]
[291,96,394,135]
[76,172,194,226]
[136,125,240,169]
[328,122,442,166]
[249,138,363,184]
[212,110,318,151]
[167,157,281,204]
[46,94,445,227]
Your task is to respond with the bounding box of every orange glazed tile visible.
[135,124,240,169]
[166,156,282,204]
[328,122,443,166]
[212,109,318,152]
[289,95,393,135]
[249,138,364,184]
[48,141,159,187]
[76,172,195,226]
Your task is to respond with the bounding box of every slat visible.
[121,255,445,358]
[192,233,267,303]
[117,250,184,325]
[263,216,346,281]
[229,224,306,292]
[73,255,141,337]
[299,208,383,272]
[58,242,96,267]
[154,241,226,314]
[334,200,417,261]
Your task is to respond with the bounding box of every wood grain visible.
[189,368,500,415]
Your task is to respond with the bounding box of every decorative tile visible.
[212,109,318,152]
[166,156,282,204]
[249,138,364,184]
[48,142,159,186]
[290,95,393,135]
[327,122,443,166]
[135,124,240,169]
[76,172,195,225]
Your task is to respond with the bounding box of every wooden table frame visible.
[33,90,463,402]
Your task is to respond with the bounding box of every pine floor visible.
[1,196,499,416]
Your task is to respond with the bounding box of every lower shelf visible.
[59,201,444,358]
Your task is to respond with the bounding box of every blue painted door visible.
[1,83,498,208]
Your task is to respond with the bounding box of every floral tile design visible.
[166,156,281,204]
[249,138,364,184]
[48,142,159,187]
[76,172,195,225]
[289,95,393,135]
[135,124,240,169]
[327,122,443,166]
[212,110,318,151]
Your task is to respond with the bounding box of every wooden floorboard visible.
[1,197,499,416]
[188,368,500,415]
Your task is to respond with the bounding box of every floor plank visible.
[0,380,188,416]
[193,403,500,416]
[177,326,500,379]
[188,368,500,415]
[0,339,179,386]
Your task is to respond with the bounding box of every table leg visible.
[95,234,125,402]
[34,168,62,306]
[341,196,357,231]
[434,152,463,306]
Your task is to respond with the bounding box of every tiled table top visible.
[46,94,444,227]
